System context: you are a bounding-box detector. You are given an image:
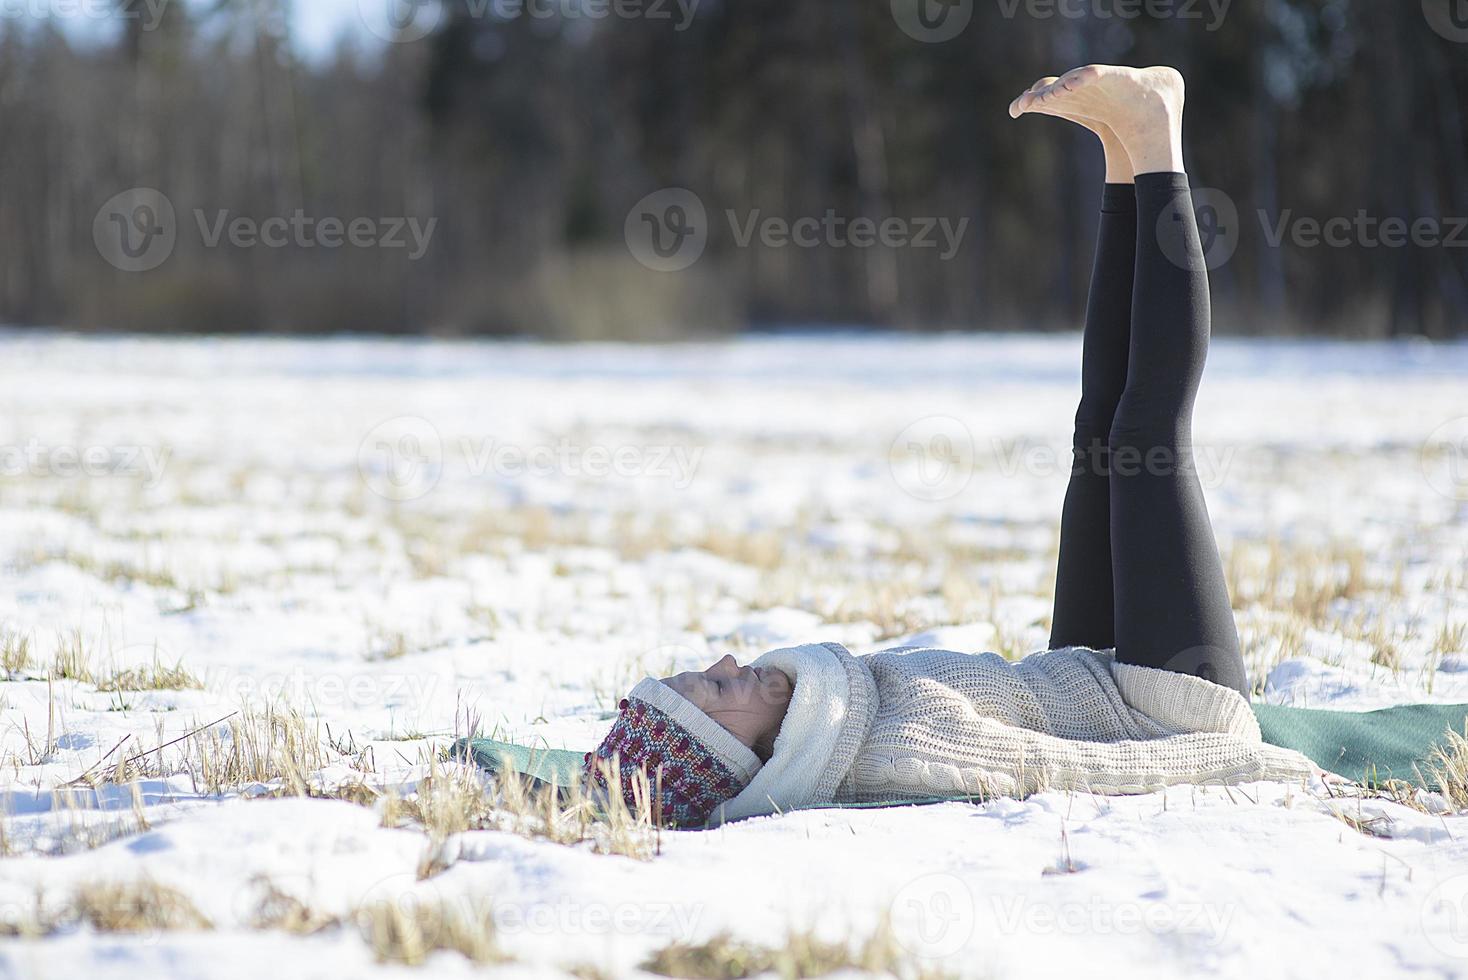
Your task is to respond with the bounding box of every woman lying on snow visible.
[584,65,1319,828]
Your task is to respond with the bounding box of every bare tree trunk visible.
[1252,36,1285,328]
[836,6,897,323]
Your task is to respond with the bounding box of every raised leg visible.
[1014,65,1247,695]
[1009,77,1138,651]
[1109,172,1244,695]
[1050,184,1137,650]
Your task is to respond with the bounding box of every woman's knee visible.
[1072,400,1116,450]
[1106,414,1193,477]
[1107,388,1189,451]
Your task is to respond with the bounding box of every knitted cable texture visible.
[834,645,1316,803]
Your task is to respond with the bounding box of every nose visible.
[709,653,740,677]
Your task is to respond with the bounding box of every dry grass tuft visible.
[364,621,412,661]
[248,878,342,935]
[1327,809,1391,839]
[51,629,95,683]
[1427,727,1468,810]
[356,894,506,966]
[131,705,333,796]
[97,657,203,693]
[29,782,153,854]
[2,627,34,677]
[567,965,616,980]
[1227,537,1378,624]
[0,891,48,938]
[644,931,769,979]
[0,880,167,939]
[389,755,659,866]
[810,582,932,643]
[73,878,213,933]
[643,917,954,980]
[1438,622,1468,658]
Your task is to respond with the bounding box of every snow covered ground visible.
[1,329,1467,979]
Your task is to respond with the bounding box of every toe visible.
[1058,65,1101,92]
[1011,75,1060,117]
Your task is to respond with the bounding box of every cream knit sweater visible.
[714,641,1316,822]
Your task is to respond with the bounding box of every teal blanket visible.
[1252,701,1465,787]
[453,701,1468,804]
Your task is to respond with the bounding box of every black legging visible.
[1049,172,1248,698]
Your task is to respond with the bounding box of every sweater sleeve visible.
[863,718,1320,798]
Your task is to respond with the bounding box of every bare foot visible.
[1010,65,1186,176]
[1009,75,1134,183]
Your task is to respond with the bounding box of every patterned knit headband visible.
[583,677,762,828]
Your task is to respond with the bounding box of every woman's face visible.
[662,654,793,757]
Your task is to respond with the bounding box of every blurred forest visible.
[1,0,1466,338]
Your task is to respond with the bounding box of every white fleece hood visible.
[710,641,877,824]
